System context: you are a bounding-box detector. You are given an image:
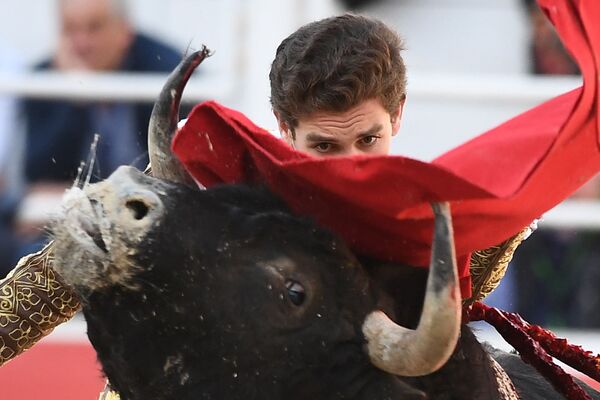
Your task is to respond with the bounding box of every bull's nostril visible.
[126,200,150,220]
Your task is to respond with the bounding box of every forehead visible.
[297,99,389,134]
[60,0,114,21]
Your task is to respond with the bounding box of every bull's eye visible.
[285,280,305,306]
[126,199,149,220]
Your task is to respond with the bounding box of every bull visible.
[50,50,600,400]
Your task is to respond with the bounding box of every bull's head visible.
[51,50,461,400]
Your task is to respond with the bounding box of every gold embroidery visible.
[98,382,121,400]
[0,243,81,366]
[491,358,521,399]
[0,336,15,360]
[465,227,530,306]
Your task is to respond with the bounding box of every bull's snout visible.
[59,165,166,257]
[53,166,168,292]
[105,166,165,226]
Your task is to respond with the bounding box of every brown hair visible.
[269,13,407,132]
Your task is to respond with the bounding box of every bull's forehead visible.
[257,256,315,283]
[85,168,174,196]
[258,256,297,271]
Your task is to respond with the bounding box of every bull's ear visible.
[147,47,211,187]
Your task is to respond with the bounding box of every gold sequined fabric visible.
[98,382,121,400]
[491,358,521,399]
[0,242,80,366]
[465,227,530,306]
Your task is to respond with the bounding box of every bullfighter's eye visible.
[285,280,305,306]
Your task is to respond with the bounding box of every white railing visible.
[408,73,582,103]
[538,200,600,230]
[1,71,596,230]
[0,71,234,102]
[0,71,582,103]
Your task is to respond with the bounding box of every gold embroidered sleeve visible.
[0,242,81,366]
[465,226,531,306]
[490,358,521,399]
[98,382,121,400]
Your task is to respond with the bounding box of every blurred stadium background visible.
[0,0,597,398]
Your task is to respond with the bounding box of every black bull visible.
[49,50,599,400]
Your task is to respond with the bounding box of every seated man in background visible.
[522,0,580,75]
[16,0,183,263]
[0,44,25,276]
[24,0,182,182]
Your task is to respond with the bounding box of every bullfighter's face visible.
[278,98,404,157]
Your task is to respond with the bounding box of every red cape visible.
[173,0,600,299]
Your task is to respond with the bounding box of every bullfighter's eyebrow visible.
[305,123,383,142]
[305,133,337,142]
[357,123,383,138]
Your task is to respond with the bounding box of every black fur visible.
[54,169,599,399]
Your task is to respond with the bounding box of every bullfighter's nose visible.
[105,166,165,225]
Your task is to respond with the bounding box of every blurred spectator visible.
[512,176,600,328]
[522,0,579,75]
[24,0,182,184]
[0,47,24,206]
[17,0,183,262]
[506,1,597,329]
[513,229,600,328]
[0,45,25,276]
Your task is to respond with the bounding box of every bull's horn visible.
[363,202,461,377]
[148,46,211,186]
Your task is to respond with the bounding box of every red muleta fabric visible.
[173,0,600,299]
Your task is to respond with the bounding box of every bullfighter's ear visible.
[274,111,294,144]
[391,97,406,137]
